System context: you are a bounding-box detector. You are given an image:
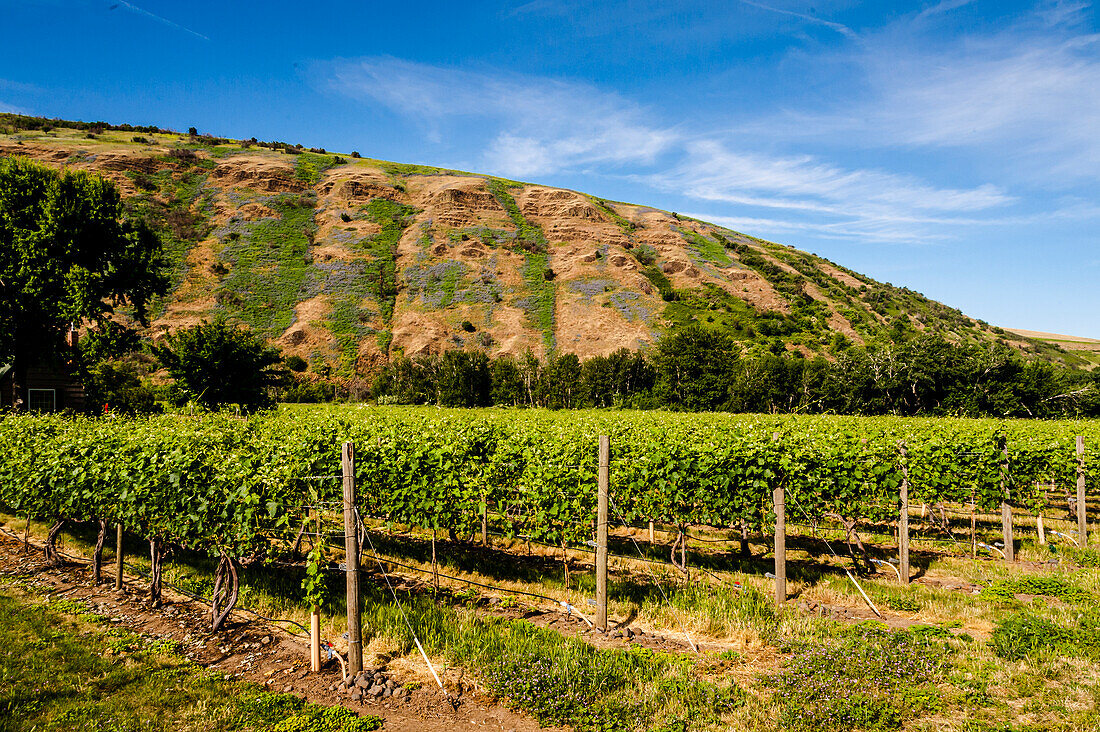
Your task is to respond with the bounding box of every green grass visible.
[520,251,556,352]
[10,496,1100,732]
[319,198,417,366]
[217,192,317,338]
[485,179,548,253]
[0,586,379,732]
[589,197,636,236]
[677,228,732,267]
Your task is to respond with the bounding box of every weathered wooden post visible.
[596,435,610,631]
[481,493,489,546]
[774,485,786,607]
[772,431,785,606]
[310,608,322,673]
[1000,441,1014,562]
[899,442,910,585]
[114,524,124,591]
[1078,436,1087,547]
[342,441,363,674]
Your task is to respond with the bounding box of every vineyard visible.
[2,406,1100,731]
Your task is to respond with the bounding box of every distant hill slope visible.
[0,114,1084,374]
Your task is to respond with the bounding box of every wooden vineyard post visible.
[596,435,610,631]
[342,441,363,675]
[773,484,786,607]
[114,524,124,591]
[481,493,489,546]
[898,442,910,585]
[1078,436,1087,547]
[310,608,321,673]
[649,520,655,544]
[772,431,785,607]
[1000,442,1015,562]
[970,497,977,558]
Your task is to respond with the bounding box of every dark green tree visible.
[154,319,288,412]
[83,361,159,415]
[0,157,167,410]
[490,356,525,406]
[654,326,737,411]
[437,350,491,407]
[545,353,582,409]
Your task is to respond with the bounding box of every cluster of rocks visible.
[339,667,410,703]
[585,626,646,640]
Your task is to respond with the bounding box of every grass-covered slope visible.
[0,113,1080,375]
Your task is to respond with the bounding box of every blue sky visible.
[3,0,1098,337]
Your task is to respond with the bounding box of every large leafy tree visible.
[154,319,288,412]
[654,325,738,411]
[0,157,167,409]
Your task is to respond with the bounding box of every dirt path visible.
[0,532,548,732]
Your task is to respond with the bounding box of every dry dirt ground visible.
[0,531,549,732]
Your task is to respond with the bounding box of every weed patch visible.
[770,625,948,732]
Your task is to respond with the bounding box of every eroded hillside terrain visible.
[0,121,1074,376]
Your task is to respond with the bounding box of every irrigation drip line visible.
[343,547,570,604]
[782,493,883,618]
[486,527,733,579]
[0,524,317,640]
[354,509,452,704]
[607,494,698,653]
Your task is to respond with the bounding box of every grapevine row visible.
[0,408,1094,616]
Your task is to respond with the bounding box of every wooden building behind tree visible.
[0,329,87,413]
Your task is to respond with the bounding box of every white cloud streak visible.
[110,1,209,41]
[322,57,676,177]
[863,33,1100,183]
[736,0,857,38]
[317,27,1091,247]
[915,0,980,21]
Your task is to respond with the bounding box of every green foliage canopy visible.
[154,319,288,412]
[0,156,167,405]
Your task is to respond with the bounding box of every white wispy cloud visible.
[658,140,1011,214]
[863,34,1100,182]
[736,7,1100,186]
[0,101,30,115]
[108,1,209,41]
[915,0,980,21]
[321,57,676,177]
[736,0,857,38]
[645,139,1013,243]
[316,55,1026,244]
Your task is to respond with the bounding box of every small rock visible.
[260,635,273,646]
[382,688,392,698]
[385,680,396,690]
[350,687,363,701]
[356,677,371,689]
[283,685,293,693]
[369,686,385,698]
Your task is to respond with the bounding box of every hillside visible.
[0,115,1083,375]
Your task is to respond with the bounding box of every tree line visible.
[369,327,1100,418]
[3,155,1096,420]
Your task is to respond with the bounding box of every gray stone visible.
[369,685,385,698]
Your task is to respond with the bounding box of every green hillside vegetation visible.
[0,112,1093,396]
